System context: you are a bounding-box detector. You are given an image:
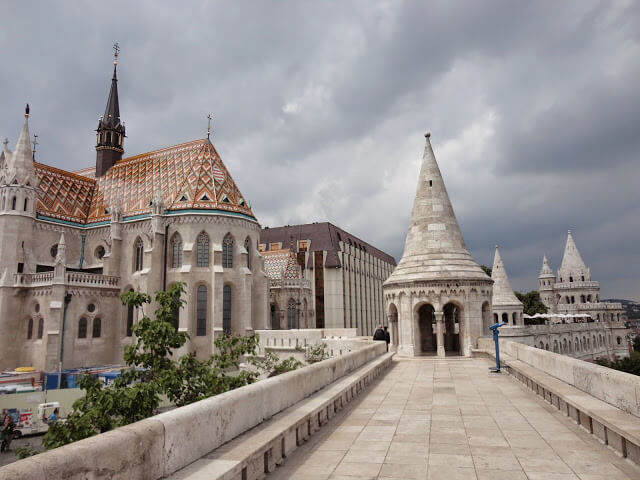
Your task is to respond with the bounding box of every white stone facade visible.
[490,246,524,328]
[383,134,493,357]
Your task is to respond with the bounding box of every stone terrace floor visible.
[267,357,640,480]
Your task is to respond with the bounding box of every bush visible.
[305,343,329,363]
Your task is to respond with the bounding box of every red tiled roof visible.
[35,139,255,224]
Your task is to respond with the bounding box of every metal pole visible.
[493,328,500,372]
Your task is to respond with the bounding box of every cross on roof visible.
[113,42,120,64]
[207,114,212,140]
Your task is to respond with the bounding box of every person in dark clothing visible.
[373,325,386,350]
[383,326,390,351]
[1,414,15,452]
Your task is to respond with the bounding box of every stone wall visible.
[478,337,640,417]
[0,341,387,480]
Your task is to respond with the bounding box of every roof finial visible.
[32,134,38,160]
[207,114,212,140]
[25,104,30,118]
[2,139,8,149]
[424,131,431,138]
[113,42,120,65]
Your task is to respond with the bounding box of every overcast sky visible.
[1,1,638,300]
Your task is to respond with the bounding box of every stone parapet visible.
[554,281,599,290]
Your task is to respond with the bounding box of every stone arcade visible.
[383,133,493,357]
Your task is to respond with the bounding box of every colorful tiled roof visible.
[262,249,301,280]
[35,139,255,224]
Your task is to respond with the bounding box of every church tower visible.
[95,44,125,177]
[538,255,555,309]
[383,133,493,357]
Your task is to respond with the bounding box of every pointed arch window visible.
[171,233,183,268]
[11,196,16,210]
[37,318,44,339]
[287,298,298,329]
[244,236,251,269]
[134,238,144,272]
[92,318,102,338]
[27,318,33,339]
[196,285,207,336]
[126,288,134,337]
[23,198,28,211]
[222,234,234,268]
[78,318,87,339]
[223,285,232,334]
[196,232,210,267]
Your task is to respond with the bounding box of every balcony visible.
[14,271,119,289]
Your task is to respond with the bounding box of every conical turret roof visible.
[539,255,554,278]
[384,133,491,285]
[558,230,590,281]
[6,105,36,185]
[491,246,522,308]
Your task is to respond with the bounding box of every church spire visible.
[6,104,36,186]
[95,43,125,177]
[385,132,489,284]
[491,246,522,307]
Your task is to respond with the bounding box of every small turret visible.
[538,255,555,309]
[557,230,590,283]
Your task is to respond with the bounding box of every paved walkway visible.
[267,357,640,480]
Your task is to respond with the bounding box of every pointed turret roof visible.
[4,105,36,186]
[491,246,522,308]
[559,230,587,271]
[539,255,554,278]
[384,133,491,285]
[102,64,121,127]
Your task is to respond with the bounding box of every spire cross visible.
[207,114,212,140]
[32,134,38,160]
[2,139,8,149]
[113,42,120,65]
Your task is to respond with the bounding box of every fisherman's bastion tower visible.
[491,246,524,326]
[0,53,268,372]
[383,133,493,357]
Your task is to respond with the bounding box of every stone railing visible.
[558,302,622,312]
[65,272,119,288]
[554,281,599,290]
[13,272,55,286]
[1,342,389,480]
[268,278,312,289]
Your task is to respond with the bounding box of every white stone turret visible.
[538,255,556,308]
[491,246,523,325]
[557,230,590,283]
[383,133,493,358]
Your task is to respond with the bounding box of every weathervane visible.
[113,42,120,65]
[207,114,212,140]
[32,134,38,160]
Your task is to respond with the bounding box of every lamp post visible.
[57,293,73,389]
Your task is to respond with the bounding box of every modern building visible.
[259,222,396,336]
[0,54,268,372]
[383,133,493,357]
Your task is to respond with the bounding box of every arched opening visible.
[37,318,44,339]
[171,233,183,268]
[222,234,234,268]
[388,303,399,351]
[481,302,491,333]
[134,237,144,271]
[553,340,558,353]
[539,341,544,349]
[512,312,518,325]
[502,312,509,324]
[493,313,498,323]
[11,196,16,210]
[92,318,102,338]
[270,302,279,330]
[23,198,28,211]
[287,298,298,329]
[78,318,87,339]
[443,303,461,354]
[222,285,232,334]
[545,343,549,351]
[196,285,207,336]
[417,304,436,354]
[244,236,251,270]
[196,232,210,267]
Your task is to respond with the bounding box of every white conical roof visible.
[558,230,590,281]
[539,255,554,278]
[385,133,491,285]
[491,246,522,308]
[6,107,35,185]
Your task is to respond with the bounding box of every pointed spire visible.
[385,132,489,284]
[539,254,554,277]
[558,230,590,281]
[14,105,33,161]
[55,233,66,265]
[491,246,522,307]
[103,63,121,125]
[6,105,36,185]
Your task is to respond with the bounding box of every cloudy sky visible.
[1,1,638,300]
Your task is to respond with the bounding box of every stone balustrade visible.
[554,280,599,290]
[0,341,388,480]
[65,271,120,287]
[13,271,55,286]
[268,278,312,289]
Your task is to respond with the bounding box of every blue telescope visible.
[489,322,506,372]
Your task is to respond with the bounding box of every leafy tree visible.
[515,290,548,316]
[595,351,640,376]
[305,343,330,363]
[480,265,492,277]
[249,350,303,377]
[44,283,263,450]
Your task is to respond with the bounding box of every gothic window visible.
[134,238,144,271]
[95,246,105,260]
[37,318,44,339]
[23,198,28,211]
[196,285,207,336]
[171,305,180,331]
[244,237,251,269]
[92,318,101,338]
[126,288,134,337]
[502,312,508,324]
[196,232,210,267]
[222,234,234,268]
[569,276,573,283]
[223,285,232,334]
[580,295,585,303]
[617,336,621,345]
[287,298,298,329]
[78,318,87,338]
[27,318,33,339]
[171,233,183,268]
[11,196,16,210]
[581,275,585,281]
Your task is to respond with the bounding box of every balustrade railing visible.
[14,272,55,286]
[13,271,119,288]
[269,278,312,289]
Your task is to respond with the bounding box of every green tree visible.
[480,265,492,277]
[44,283,263,450]
[515,290,548,316]
[595,351,640,376]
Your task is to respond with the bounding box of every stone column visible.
[435,311,445,357]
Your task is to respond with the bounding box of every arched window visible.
[196,285,207,336]
[244,236,251,269]
[512,312,518,325]
[134,238,144,271]
[502,312,509,324]
[23,198,28,211]
[27,318,33,339]
[493,313,498,322]
[171,234,183,268]
[78,318,87,338]
[222,234,234,268]
[171,305,180,331]
[11,196,16,210]
[196,232,210,267]
[37,318,44,339]
[539,341,544,349]
[617,336,621,345]
[287,298,298,329]
[126,288,134,337]
[92,318,101,338]
[223,285,232,334]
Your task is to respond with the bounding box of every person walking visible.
[383,326,390,352]
[373,324,387,350]
[49,408,60,423]
[1,414,15,453]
